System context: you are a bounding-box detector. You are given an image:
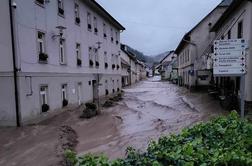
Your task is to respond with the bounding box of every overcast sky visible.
[96,0,222,56]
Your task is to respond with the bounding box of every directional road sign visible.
[213,39,247,76]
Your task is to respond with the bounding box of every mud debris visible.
[57,125,78,166]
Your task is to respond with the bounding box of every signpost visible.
[213,39,247,118]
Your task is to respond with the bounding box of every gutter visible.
[9,0,20,127]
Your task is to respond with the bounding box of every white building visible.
[159,51,176,80]
[120,45,131,87]
[0,0,125,126]
[175,0,232,89]
[209,0,252,108]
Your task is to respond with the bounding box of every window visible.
[61,84,67,101]
[89,47,94,67]
[94,48,99,67]
[94,17,98,35]
[104,51,108,69]
[103,23,107,39]
[238,21,243,39]
[75,3,80,24]
[40,86,48,105]
[228,30,231,39]
[58,0,64,16]
[111,54,115,69]
[36,0,45,6]
[115,31,119,44]
[111,28,114,43]
[76,43,81,66]
[40,85,49,112]
[37,31,48,62]
[105,80,108,95]
[59,39,66,64]
[87,12,92,31]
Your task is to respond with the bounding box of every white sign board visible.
[213,39,247,76]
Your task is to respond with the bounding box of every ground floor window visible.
[62,84,68,107]
[40,85,49,112]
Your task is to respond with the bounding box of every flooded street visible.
[75,76,226,159]
[0,76,226,165]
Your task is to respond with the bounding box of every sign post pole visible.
[240,75,245,119]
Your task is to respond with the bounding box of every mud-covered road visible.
[0,76,227,165]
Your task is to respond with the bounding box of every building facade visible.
[175,0,231,88]
[210,0,252,106]
[0,0,125,126]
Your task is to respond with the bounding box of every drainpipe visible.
[9,0,20,127]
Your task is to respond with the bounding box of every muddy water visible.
[0,76,225,165]
[76,76,226,159]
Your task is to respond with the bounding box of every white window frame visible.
[94,16,98,34]
[37,31,45,54]
[74,3,80,18]
[94,48,98,62]
[40,85,48,105]
[111,28,114,42]
[104,51,108,63]
[87,12,92,31]
[103,23,107,38]
[58,0,64,10]
[89,47,93,62]
[76,43,81,60]
[59,38,66,64]
[61,84,68,101]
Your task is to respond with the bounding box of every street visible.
[0,76,226,166]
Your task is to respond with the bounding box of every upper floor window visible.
[94,48,99,68]
[59,39,66,64]
[112,54,115,69]
[37,31,48,62]
[58,0,64,16]
[110,28,114,43]
[75,3,80,24]
[104,51,108,69]
[103,23,107,39]
[76,43,81,66]
[115,31,119,45]
[36,0,45,6]
[238,21,243,39]
[94,17,98,35]
[228,30,231,39]
[89,47,94,67]
[87,12,92,31]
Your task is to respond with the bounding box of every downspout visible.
[9,0,20,127]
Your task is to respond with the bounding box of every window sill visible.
[38,60,48,64]
[60,63,67,66]
[75,22,80,26]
